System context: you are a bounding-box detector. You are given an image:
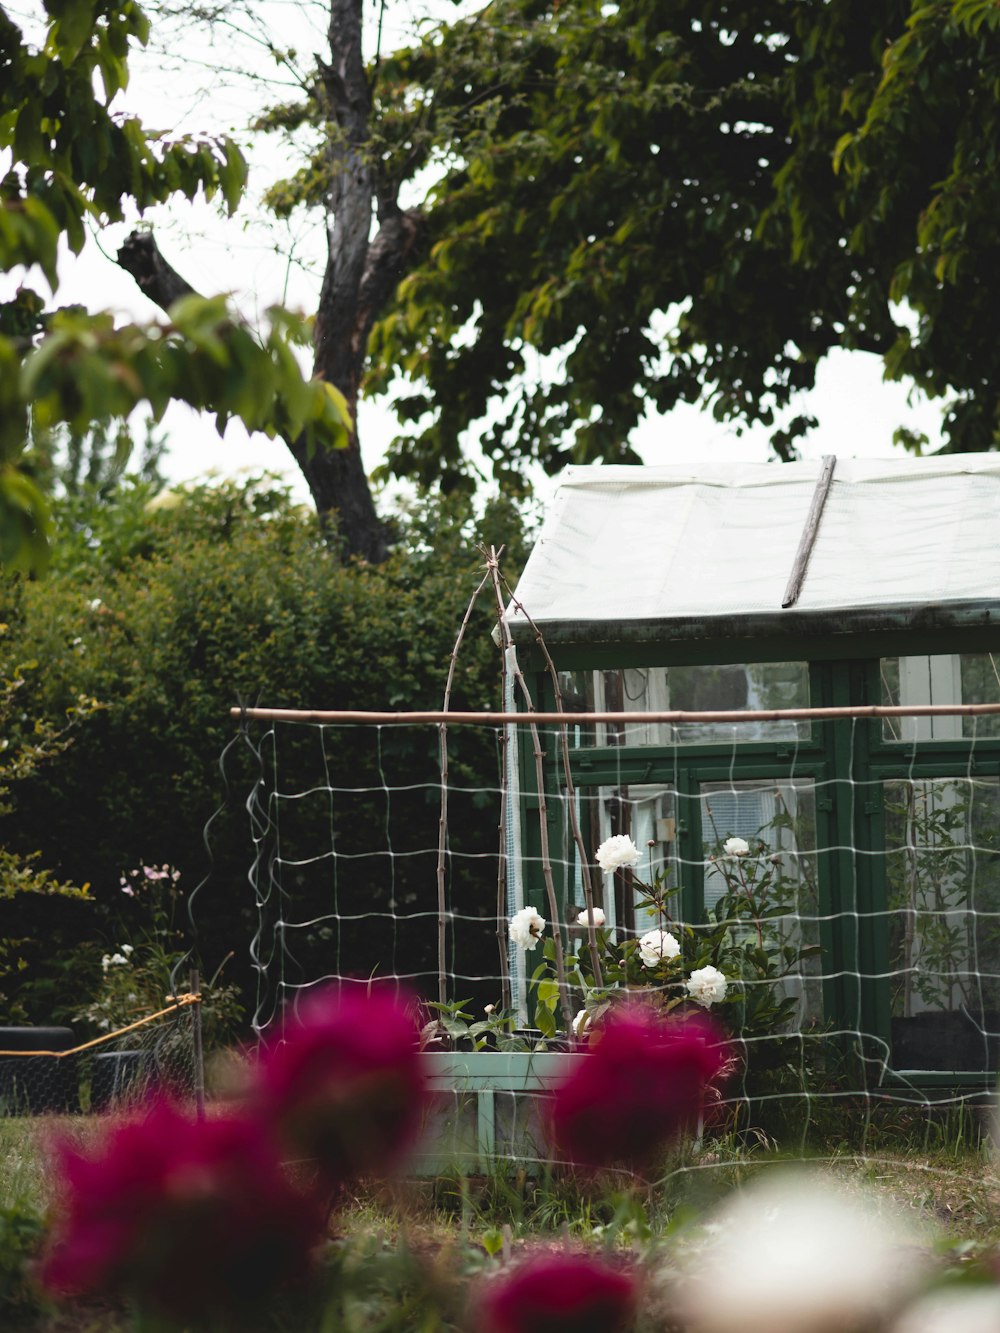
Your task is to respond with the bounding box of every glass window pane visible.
[881,653,1000,741]
[569,783,678,937]
[883,777,1000,1070]
[562,662,810,747]
[699,780,822,1026]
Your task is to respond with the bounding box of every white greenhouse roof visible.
[505,456,1000,646]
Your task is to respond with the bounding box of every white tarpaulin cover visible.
[506,456,1000,637]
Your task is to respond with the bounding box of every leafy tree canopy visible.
[264,0,1000,492]
[1,0,351,573]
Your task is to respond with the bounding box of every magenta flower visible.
[41,1101,322,1322]
[548,1005,727,1172]
[250,984,429,1188]
[476,1252,637,1333]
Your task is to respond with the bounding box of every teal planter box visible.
[414,1050,578,1174]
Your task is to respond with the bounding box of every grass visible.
[4,1111,1000,1330]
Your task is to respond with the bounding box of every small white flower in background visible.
[638,928,680,968]
[484,1003,495,1015]
[108,953,129,967]
[576,906,606,928]
[595,834,641,873]
[88,598,102,611]
[680,1171,923,1333]
[722,836,750,857]
[572,1009,592,1037]
[509,905,545,950]
[686,965,728,1007]
[100,955,111,973]
[120,944,134,956]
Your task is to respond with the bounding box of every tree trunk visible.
[116,0,427,564]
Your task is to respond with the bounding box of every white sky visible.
[33,0,949,505]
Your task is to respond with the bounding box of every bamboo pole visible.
[493,639,576,1036]
[493,567,604,990]
[483,546,513,1013]
[435,567,494,1007]
[190,965,206,1122]
[231,702,1000,725]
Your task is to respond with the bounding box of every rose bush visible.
[519,831,821,1059]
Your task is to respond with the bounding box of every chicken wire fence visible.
[0,991,203,1117]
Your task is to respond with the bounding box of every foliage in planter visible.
[523,835,821,1051]
[422,997,572,1053]
[0,478,531,1012]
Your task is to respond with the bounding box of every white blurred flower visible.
[722,836,750,857]
[893,1286,1000,1333]
[107,953,129,967]
[576,906,606,928]
[572,1009,592,1038]
[686,965,728,1008]
[88,598,102,611]
[120,944,134,956]
[596,835,641,873]
[100,955,111,973]
[509,906,545,950]
[681,1172,923,1333]
[638,928,680,968]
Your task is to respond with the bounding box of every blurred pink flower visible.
[476,1252,637,1333]
[250,984,429,1188]
[548,1005,727,1172]
[41,1101,322,1322]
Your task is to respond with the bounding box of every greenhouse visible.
[504,455,1000,1089]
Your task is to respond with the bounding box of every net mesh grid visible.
[241,705,1000,1165]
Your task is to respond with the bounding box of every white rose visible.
[894,1286,1000,1333]
[576,906,606,928]
[686,965,728,1007]
[638,928,680,968]
[509,905,545,951]
[595,834,641,873]
[722,836,750,857]
[681,1172,922,1333]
